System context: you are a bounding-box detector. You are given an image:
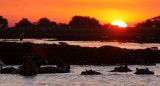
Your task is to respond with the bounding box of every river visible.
[1,38,160,49]
[0,39,160,85]
[0,65,160,86]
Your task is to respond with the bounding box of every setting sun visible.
[111,20,128,28]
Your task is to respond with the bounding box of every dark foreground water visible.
[1,38,160,49]
[0,65,160,86]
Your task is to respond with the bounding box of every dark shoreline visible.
[1,27,160,43]
[0,42,159,65]
[1,37,160,44]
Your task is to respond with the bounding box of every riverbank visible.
[0,42,159,65]
[1,27,160,43]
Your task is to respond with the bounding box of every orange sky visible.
[0,0,160,27]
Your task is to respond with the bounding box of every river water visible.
[0,65,160,86]
[1,38,160,49]
[1,39,160,85]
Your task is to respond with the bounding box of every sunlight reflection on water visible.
[1,38,160,49]
[0,65,160,86]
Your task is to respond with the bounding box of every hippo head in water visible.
[20,53,38,76]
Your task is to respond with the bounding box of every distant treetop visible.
[15,18,32,28]
[0,16,8,28]
[69,16,101,28]
[37,17,57,27]
[136,16,160,29]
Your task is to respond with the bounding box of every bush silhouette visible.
[136,16,160,29]
[37,18,57,27]
[69,16,101,28]
[0,16,8,28]
[58,23,69,28]
[15,18,33,28]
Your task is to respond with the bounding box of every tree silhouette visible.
[69,16,101,28]
[135,16,160,29]
[58,23,69,28]
[15,18,32,28]
[0,16,8,28]
[37,18,57,27]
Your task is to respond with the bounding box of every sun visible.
[110,20,127,28]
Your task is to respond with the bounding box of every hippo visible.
[81,69,101,75]
[134,68,154,75]
[110,65,132,72]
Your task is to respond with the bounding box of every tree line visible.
[135,16,160,29]
[0,16,8,28]
[0,16,103,29]
[1,15,160,29]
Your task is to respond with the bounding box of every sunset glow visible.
[0,0,160,27]
[111,20,127,27]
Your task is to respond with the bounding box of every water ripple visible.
[0,65,160,86]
